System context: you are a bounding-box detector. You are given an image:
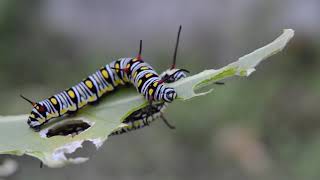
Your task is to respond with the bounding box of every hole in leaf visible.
[46,120,91,138]
[65,141,96,159]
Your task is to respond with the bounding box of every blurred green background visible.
[0,0,320,180]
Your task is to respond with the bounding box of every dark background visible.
[1,0,320,179]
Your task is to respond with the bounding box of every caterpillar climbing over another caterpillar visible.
[22,26,188,132]
[109,103,169,136]
[109,70,225,136]
[109,67,186,136]
[109,26,225,136]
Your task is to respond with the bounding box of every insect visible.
[109,26,224,136]
[109,26,186,135]
[109,103,169,136]
[109,66,188,137]
[21,26,189,132]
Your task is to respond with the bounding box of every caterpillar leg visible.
[32,125,41,132]
[144,100,153,126]
[144,97,156,126]
[214,81,225,85]
[67,110,78,116]
[89,97,101,106]
[160,114,176,129]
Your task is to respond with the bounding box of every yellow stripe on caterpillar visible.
[149,89,154,95]
[133,71,138,78]
[153,81,158,87]
[145,73,153,78]
[138,79,143,87]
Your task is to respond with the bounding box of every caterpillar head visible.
[21,95,47,131]
[27,103,48,131]
[163,88,177,102]
[160,68,188,83]
[146,83,177,103]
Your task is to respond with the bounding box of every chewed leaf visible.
[0,29,294,167]
[171,29,294,100]
[0,88,145,168]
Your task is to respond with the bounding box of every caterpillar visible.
[109,27,224,136]
[109,58,189,136]
[109,70,224,136]
[109,69,184,136]
[21,26,188,132]
[109,103,168,136]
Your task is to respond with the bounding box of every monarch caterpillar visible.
[109,103,168,136]
[21,26,189,132]
[109,66,187,136]
[109,71,187,136]
[109,26,226,136]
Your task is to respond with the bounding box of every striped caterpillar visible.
[110,27,226,136]
[109,68,185,136]
[109,69,224,136]
[21,26,188,132]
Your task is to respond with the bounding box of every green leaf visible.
[0,29,294,168]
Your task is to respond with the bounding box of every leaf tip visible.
[283,29,295,38]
